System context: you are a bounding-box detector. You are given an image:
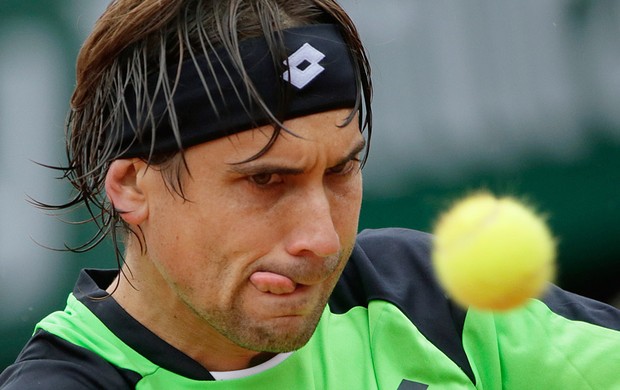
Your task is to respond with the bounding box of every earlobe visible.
[105,159,149,225]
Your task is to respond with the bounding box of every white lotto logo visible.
[282,43,325,89]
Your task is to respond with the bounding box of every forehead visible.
[186,109,363,166]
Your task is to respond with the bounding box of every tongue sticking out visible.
[250,272,297,294]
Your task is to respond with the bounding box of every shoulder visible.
[542,284,620,330]
[347,227,434,283]
[335,228,437,305]
[331,228,476,381]
[356,227,433,254]
[0,329,140,390]
[333,227,466,342]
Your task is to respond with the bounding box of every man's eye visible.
[249,173,280,186]
[328,159,359,175]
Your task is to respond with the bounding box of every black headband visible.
[115,24,358,158]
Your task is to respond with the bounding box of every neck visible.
[106,260,272,372]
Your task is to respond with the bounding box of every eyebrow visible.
[228,138,367,176]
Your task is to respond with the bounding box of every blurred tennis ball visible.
[432,192,556,311]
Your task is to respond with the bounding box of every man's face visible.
[136,108,364,353]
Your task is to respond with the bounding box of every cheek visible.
[146,223,237,311]
[144,192,259,291]
[141,194,213,279]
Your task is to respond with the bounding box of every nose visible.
[284,186,341,258]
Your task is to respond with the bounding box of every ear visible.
[105,159,149,225]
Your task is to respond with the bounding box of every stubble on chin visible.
[207,281,331,353]
[238,307,326,353]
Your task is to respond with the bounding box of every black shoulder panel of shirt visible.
[0,329,141,389]
[542,284,620,331]
[0,269,215,389]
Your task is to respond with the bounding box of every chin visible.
[243,330,315,354]
[233,311,324,353]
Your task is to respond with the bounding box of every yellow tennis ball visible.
[432,192,556,311]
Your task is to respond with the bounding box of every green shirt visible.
[3,228,620,389]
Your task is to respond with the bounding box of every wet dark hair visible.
[37,0,372,263]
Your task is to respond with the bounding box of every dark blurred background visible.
[1,0,619,370]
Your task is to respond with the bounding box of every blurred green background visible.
[1,0,619,370]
